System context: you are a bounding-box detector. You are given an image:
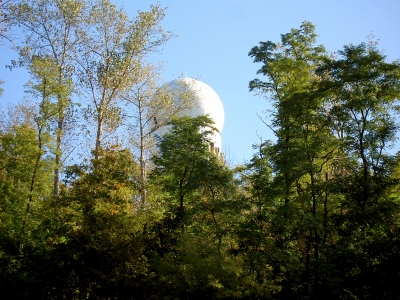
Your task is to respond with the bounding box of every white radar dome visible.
[157,78,225,153]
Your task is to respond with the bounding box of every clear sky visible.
[1,0,399,164]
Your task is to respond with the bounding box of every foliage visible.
[123,68,196,205]
[145,116,246,298]
[76,1,173,160]
[2,5,400,298]
[243,21,400,299]
[11,0,85,195]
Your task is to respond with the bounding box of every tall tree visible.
[246,22,400,298]
[12,0,87,195]
[146,115,244,298]
[124,72,195,205]
[315,42,400,298]
[317,42,400,200]
[249,21,329,205]
[77,1,173,161]
[247,22,340,296]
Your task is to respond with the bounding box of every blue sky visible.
[1,0,400,164]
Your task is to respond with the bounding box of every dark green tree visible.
[247,21,339,297]
[245,22,400,299]
[315,42,400,299]
[146,115,244,299]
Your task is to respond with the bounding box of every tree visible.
[246,22,400,298]
[145,115,244,298]
[0,103,54,297]
[0,56,65,265]
[57,147,148,299]
[124,72,195,205]
[12,0,175,196]
[12,0,87,196]
[151,116,219,222]
[76,1,173,162]
[0,146,148,299]
[247,21,340,297]
[317,42,400,200]
[0,123,53,243]
[314,41,400,299]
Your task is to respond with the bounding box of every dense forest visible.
[1,1,400,299]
